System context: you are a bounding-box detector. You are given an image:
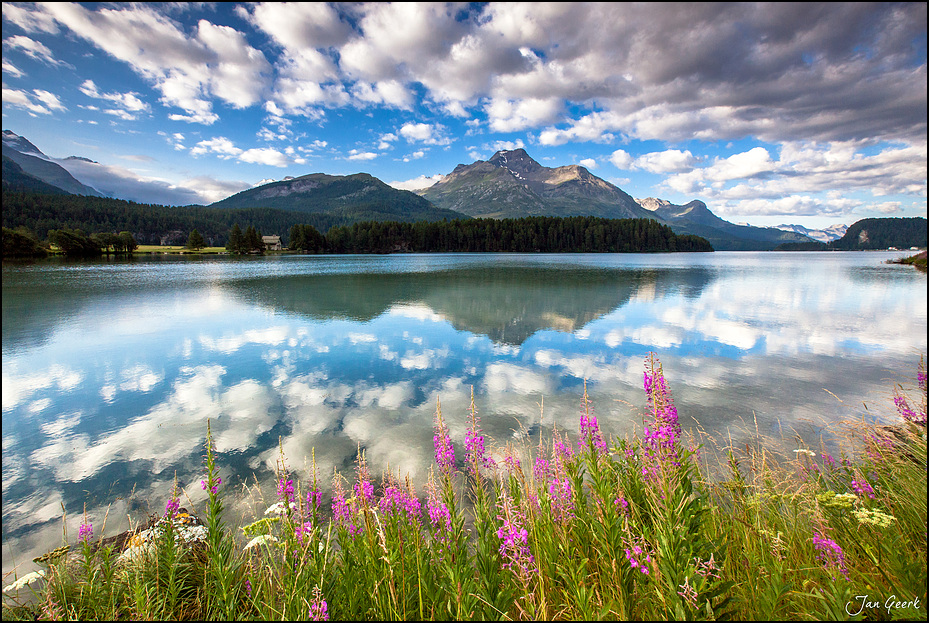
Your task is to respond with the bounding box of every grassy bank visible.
[3,355,926,621]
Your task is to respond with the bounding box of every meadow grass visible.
[2,354,926,621]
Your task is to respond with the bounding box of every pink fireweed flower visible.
[164,498,180,519]
[425,471,453,557]
[465,387,496,473]
[644,353,680,434]
[331,473,359,536]
[548,476,575,524]
[201,476,221,495]
[677,576,698,607]
[894,388,926,425]
[309,586,329,621]
[244,578,252,598]
[813,531,849,580]
[850,477,876,499]
[433,398,455,474]
[78,522,93,543]
[533,455,551,486]
[296,521,314,545]
[578,381,607,454]
[378,478,422,526]
[353,451,375,508]
[496,493,537,577]
[277,476,295,506]
[615,496,630,516]
[622,530,654,575]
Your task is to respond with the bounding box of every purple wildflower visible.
[615,496,630,516]
[548,476,575,523]
[578,381,607,454]
[425,472,453,556]
[433,399,455,474]
[644,353,680,434]
[496,493,536,577]
[78,522,93,543]
[813,531,849,580]
[850,477,876,499]
[277,476,295,506]
[624,543,652,575]
[533,455,551,486]
[353,451,375,508]
[309,586,329,621]
[296,521,314,545]
[465,388,496,474]
[379,477,422,526]
[331,473,358,536]
[894,389,926,425]
[201,476,221,495]
[164,498,180,519]
[244,578,252,598]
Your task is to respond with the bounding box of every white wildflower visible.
[264,501,297,516]
[3,570,45,594]
[852,507,896,528]
[244,534,279,551]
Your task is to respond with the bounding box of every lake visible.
[2,251,926,577]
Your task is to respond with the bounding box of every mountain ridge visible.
[420,148,655,221]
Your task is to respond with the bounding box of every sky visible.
[1,2,926,229]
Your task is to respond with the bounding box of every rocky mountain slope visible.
[420,148,655,220]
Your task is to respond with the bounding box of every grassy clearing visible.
[3,354,926,621]
[134,245,228,254]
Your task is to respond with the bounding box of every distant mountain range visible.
[772,222,848,243]
[632,196,814,250]
[8,130,909,252]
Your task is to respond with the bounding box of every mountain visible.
[2,155,72,195]
[420,148,655,220]
[774,223,848,243]
[2,130,103,197]
[207,172,467,223]
[828,217,927,250]
[635,197,815,251]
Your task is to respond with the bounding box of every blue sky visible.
[2,2,926,229]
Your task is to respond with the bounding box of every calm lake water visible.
[2,251,926,577]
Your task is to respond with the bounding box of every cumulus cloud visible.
[21,3,271,124]
[1,87,65,115]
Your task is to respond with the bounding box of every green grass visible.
[3,355,926,621]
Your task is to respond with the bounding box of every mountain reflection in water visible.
[224,265,716,345]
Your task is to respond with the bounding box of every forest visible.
[290,216,714,254]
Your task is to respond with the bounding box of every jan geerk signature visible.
[846,594,922,617]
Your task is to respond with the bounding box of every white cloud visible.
[388,174,445,191]
[633,149,699,174]
[579,158,597,170]
[1,87,61,115]
[609,149,634,170]
[2,35,68,67]
[33,3,270,124]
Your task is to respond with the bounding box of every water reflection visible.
[2,252,925,581]
[224,265,716,345]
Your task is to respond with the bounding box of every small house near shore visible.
[262,235,282,251]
